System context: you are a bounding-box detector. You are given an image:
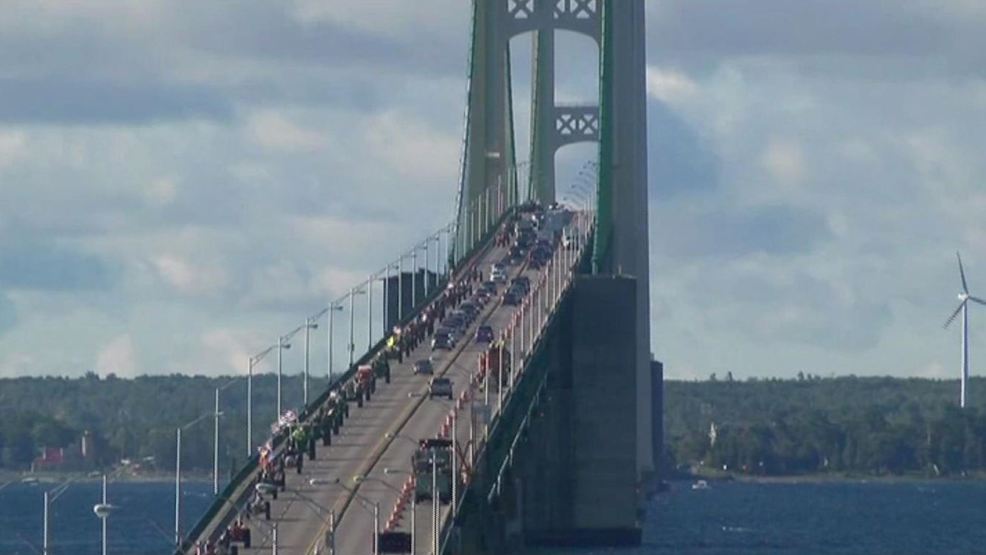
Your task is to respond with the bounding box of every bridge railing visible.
[365,207,596,553]
[182,200,519,553]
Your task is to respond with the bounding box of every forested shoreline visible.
[666,375,986,477]
[4,373,986,478]
[0,373,325,473]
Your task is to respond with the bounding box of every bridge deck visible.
[232,228,538,554]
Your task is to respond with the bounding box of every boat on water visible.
[691,479,710,490]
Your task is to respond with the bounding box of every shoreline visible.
[675,471,986,484]
[1,470,213,484]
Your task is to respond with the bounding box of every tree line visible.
[0,373,326,473]
[665,375,986,477]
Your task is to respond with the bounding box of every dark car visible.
[511,276,531,294]
[503,290,523,306]
[533,246,552,260]
[443,314,466,330]
[475,325,494,343]
[429,377,454,400]
[413,359,434,375]
[460,302,479,318]
[481,280,498,294]
[431,334,454,351]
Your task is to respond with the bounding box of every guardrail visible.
[436,220,596,554]
[180,207,518,553]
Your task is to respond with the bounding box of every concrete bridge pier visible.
[455,274,641,553]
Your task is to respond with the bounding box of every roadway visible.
[237,221,549,555]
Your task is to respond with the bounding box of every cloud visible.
[0,77,232,125]
[646,67,698,103]
[247,111,328,152]
[200,329,256,374]
[0,294,16,336]
[648,99,720,197]
[95,334,138,377]
[0,131,27,168]
[0,243,117,291]
[150,254,228,296]
[145,177,178,207]
[652,204,830,259]
[760,138,805,186]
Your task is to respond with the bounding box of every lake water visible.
[0,480,213,555]
[2,479,985,554]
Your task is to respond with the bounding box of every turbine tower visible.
[944,252,985,408]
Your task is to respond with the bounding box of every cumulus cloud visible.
[0,2,983,381]
[95,334,138,377]
[646,66,698,103]
[760,138,805,187]
[0,243,116,291]
[0,294,16,336]
[151,254,228,296]
[247,111,328,153]
[0,131,27,168]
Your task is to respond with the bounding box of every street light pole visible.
[368,275,374,352]
[42,491,49,555]
[423,240,430,297]
[383,266,390,336]
[100,474,107,555]
[174,427,181,550]
[349,289,356,368]
[398,255,404,322]
[304,320,311,407]
[247,357,254,457]
[213,388,220,495]
[277,335,284,418]
[411,249,417,309]
[328,302,342,383]
[432,451,439,555]
[373,502,380,555]
[329,510,336,555]
[452,413,458,516]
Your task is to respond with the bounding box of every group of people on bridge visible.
[191,211,533,553]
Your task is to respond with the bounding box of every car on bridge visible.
[442,313,467,331]
[475,325,494,343]
[460,302,480,320]
[435,325,463,344]
[490,264,507,282]
[511,276,531,294]
[431,334,454,351]
[428,377,453,400]
[413,359,434,375]
[503,289,523,306]
[413,438,455,503]
[481,280,498,294]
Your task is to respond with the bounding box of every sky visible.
[0,1,984,382]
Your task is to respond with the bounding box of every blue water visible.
[0,480,212,555]
[541,480,986,555]
[3,479,986,554]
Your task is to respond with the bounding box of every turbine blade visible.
[970,296,986,307]
[958,251,969,293]
[945,302,965,329]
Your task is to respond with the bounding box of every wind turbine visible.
[944,252,986,408]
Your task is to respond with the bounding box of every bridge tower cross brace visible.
[454,0,601,257]
[455,0,653,475]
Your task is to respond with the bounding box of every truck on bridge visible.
[413,438,455,504]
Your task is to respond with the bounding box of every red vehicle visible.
[479,346,511,382]
[357,365,373,388]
